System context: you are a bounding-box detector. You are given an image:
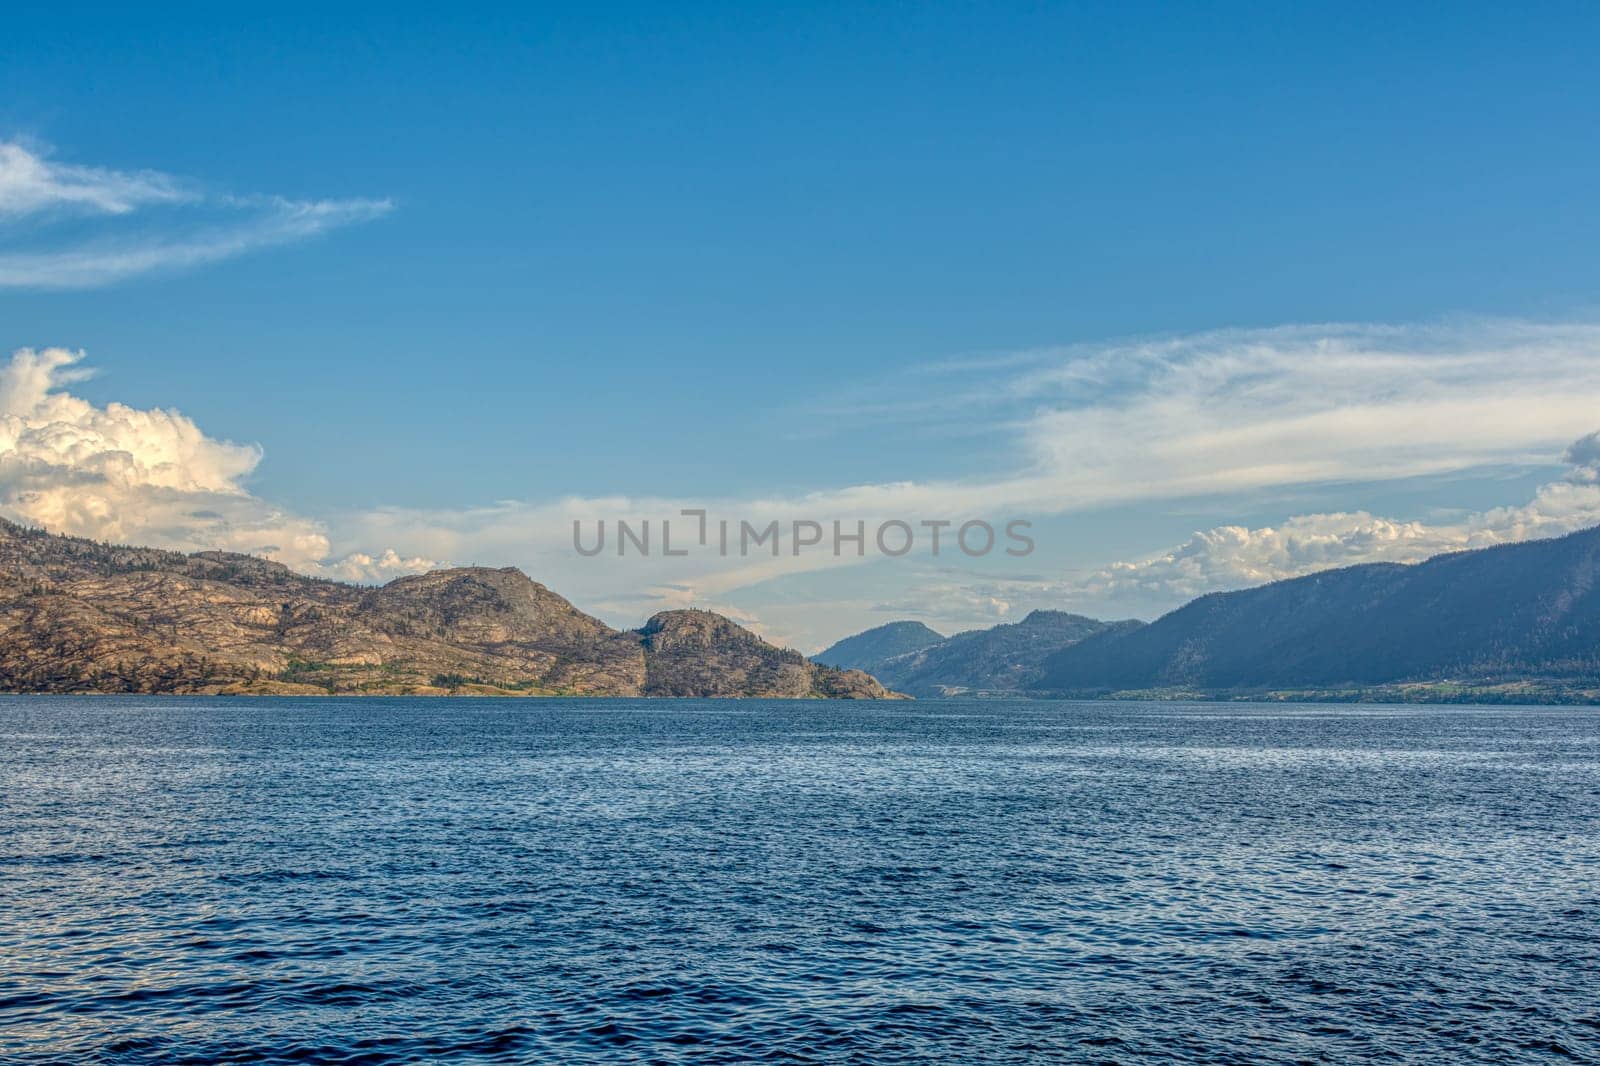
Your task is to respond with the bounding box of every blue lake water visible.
[1,697,1597,1063]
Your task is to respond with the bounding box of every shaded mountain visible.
[1037,525,1600,699]
[861,610,1143,697]
[814,620,945,675]
[0,519,896,698]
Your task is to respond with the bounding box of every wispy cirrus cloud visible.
[0,141,190,217]
[814,319,1600,508]
[0,141,391,288]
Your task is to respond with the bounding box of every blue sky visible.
[4,4,1600,648]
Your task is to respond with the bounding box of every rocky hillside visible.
[640,610,889,698]
[1036,524,1600,701]
[0,519,896,698]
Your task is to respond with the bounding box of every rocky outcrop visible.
[639,610,894,698]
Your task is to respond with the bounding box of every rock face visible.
[0,519,898,698]
[826,610,1142,698]
[639,610,893,699]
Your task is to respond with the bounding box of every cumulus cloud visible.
[1066,442,1600,607]
[320,547,440,583]
[856,448,1600,642]
[1076,514,1461,602]
[1561,431,1600,483]
[0,141,391,288]
[0,348,429,581]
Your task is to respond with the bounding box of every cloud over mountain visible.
[0,348,429,580]
[1069,440,1600,606]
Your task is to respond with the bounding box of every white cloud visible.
[1560,430,1600,482]
[0,347,427,581]
[0,141,391,288]
[843,454,1600,641]
[321,547,440,583]
[1057,446,1600,608]
[869,582,1017,627]
[758,320,1600,538]
[0,141,190,217]
[1075,514,1460,602]
[1004,320,1600,506]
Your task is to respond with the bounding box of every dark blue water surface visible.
[1,698,1597,1064]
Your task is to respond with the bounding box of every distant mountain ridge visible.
[814,621,945,674]
[0,518,896,698]
[1036,524,1600,701]
[814,525,1600,703]
[822,610,1141,698]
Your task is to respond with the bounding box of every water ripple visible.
[0,697,1596,1063]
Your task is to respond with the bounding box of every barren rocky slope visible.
[0,519,894,698]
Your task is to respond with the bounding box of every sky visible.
[4,3,1600,650]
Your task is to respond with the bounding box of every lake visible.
[1,697,1596,1063]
